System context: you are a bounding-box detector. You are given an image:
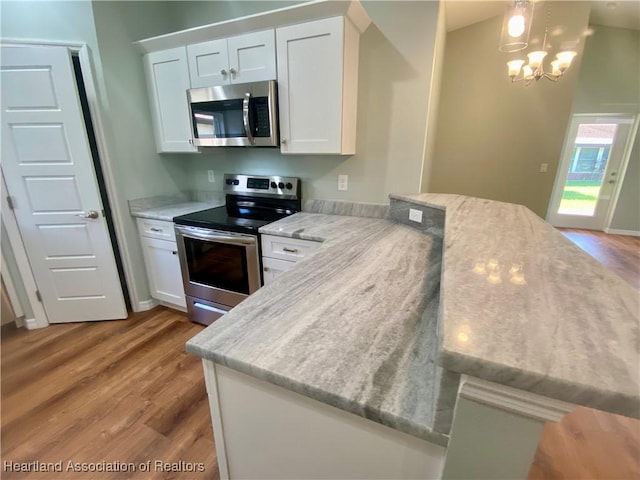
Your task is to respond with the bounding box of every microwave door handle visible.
[243,92,255,145]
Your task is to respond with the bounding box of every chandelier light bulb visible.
[523,65,534,80]
[527,51,548,69]
[508,14,526,37]
[550,60,562,76]
[556,51,577,69]
[507,59,525,77]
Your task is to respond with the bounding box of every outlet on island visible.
[338,174,348,191]
[409,208,423,223]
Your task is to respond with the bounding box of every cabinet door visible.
[262,257,295,285]
[141,236,186,308]
[144,48,197,153]
[187,39,230,88]
[277,17,344,154]
[227,29,276,84]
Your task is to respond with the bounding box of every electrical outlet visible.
[539,163,548,173]
[338,174,348,191]
[207,170,215,183]
[409,208,423,223]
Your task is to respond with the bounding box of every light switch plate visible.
[207,170,215,183]
[539,163,548,173]
[338,174,348,191]
[409,208,423,223]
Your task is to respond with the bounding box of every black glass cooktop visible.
[173,206,279,235]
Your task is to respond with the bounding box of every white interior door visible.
[547,114,636,230]
[1,44,127,323]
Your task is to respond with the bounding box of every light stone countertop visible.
[392,193,640,419]
[186,193,640,446]
[187,214,451,445]
[130,202,219,222]
[128,191,225,222]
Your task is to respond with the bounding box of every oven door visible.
[175,225,261,308]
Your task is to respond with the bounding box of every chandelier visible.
[499,1,577,85]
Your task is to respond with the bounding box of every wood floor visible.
[559,228,640,291]
[1,308,218,479]
[1,229,638,479]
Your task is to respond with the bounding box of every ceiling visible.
[444,0,640,32]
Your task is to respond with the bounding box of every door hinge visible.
[6,196,16,210]
[35,290,42,302]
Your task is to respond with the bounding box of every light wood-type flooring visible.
[1,229,638,479]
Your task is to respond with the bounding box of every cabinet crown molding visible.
[134,0,371,55]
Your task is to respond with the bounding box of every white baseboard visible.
[604,228,640,237]
[136,298,159,312]
[24,317,48,330]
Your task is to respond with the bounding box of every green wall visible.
[572,25,640,232]
[429,2,591,218]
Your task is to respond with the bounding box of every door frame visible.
[546,113,639,231]
[1,39,141,323]
[1,173,48,328]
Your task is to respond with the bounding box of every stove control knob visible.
[270,181,277,189]
[234,180,240,185]
[278,182,285,189]
[286,182,293,190]
[226,179,233,185]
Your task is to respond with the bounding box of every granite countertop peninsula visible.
[186,194,640,446]
[128,191,224,221]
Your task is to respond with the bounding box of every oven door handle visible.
[175,225,256,246]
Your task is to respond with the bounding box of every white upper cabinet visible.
[144,47,198,153]
[277,16,360,155]
[188,30,276,88]
[186,38,229,88]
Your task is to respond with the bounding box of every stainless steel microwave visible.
[187,80,278,147]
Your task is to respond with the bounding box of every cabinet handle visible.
[281,139,287,145]
[282,247,298,253]
[189,138,194,145]
[172,250,178,255]
[229,67,237,75]
[263,267,270,272]
[221,69,228,75]
[150,227,162,232]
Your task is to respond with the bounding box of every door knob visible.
[77,210,99,219]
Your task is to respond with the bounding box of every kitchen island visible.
[186,194,639,479]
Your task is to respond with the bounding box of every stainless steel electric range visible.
[173,174,301,325]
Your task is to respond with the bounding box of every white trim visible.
[23,317,44,330]
[604,114,640,231]
[137,298,159,312]
[0,172,49,329]
[459,375,575,423]
[134,1,371,54]
[76,45,141,314]
[604,228,640,237]
[203,360,230,480]
[1,252,24,318]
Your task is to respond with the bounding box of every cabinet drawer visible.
[261,234,320,262]
[137,218,176,241]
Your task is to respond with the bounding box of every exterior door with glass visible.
[547,114,636,230]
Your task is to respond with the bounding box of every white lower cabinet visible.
[137,218,186,309]
[261,234,321,285]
